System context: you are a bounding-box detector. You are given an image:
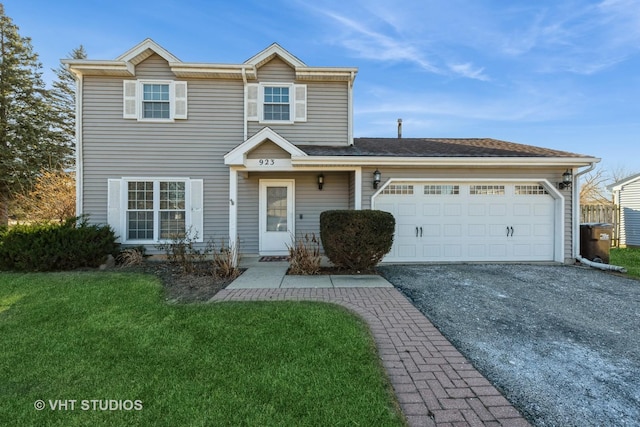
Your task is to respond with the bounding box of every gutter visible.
[573,162,627,273]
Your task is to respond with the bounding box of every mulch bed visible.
[118,262,240,303]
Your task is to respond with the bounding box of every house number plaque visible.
[258,159,275,166]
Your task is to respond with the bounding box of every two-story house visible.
[65,39,598,263]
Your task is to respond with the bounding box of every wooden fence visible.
[580,204,620,247]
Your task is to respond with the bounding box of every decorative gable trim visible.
[244,42,306,69]
[224,127,307,166]
[116,38,180,65]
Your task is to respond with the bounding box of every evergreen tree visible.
[50,45,86,158]
[0,4,71,225]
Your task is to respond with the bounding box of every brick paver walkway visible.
[211,287,531,427]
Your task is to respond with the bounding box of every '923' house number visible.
[258,159,275,166]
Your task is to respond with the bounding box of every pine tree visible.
[50,45,86,158]
[0,4,72,225]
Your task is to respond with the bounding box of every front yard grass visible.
[0,272,405,426]
[611,247,640,279]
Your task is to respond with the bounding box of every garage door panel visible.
[444,204,462,216]
[533,244,553,256]
[398,223,417,238]
[444,245,462,258]
[468,244,486,257]
[468,224,486,237]
[423,224,440,237]
[489,224,507,237]
[468,204,486,216]
[489,244,508,257]
[423,203,441,216]
[533,224,553,237]
[513,203,531,216]
[377,182,556,262]
[422,244,441,257]
[398,203,416,216]
[489,204,508,216]
[513,244,532,256]
[514,224,532,237]
[444,224,462,237]
[534,203,554,216]
[398,245,416,258]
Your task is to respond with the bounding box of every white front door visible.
[259,179,295,255]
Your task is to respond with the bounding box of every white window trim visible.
[123,80,188,122]
[247,82,306,124]
[109,177,202,244]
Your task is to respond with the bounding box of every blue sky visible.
[5,0,640,178]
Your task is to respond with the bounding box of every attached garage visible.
[374,180,563,263]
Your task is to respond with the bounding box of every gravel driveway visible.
[379,264,640,427]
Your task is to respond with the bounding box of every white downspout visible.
[348,71,355,146]
[573,162,627,273]
[242,68,248,141]
[75,73,83,218]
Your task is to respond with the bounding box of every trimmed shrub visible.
[320,210,395,271]
[0,217,118,271]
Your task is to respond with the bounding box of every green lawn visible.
[611,247,640,279]
[0,272,405,427]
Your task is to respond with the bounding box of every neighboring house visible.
[608,173,640,247]
[65,39,599,263]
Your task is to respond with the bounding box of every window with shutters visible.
[123,80,187,121]
[108,178,203,243]
[246,83,306,124]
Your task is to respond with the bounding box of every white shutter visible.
[246,83,259,121]
[123,81,138,119]
[107,179,123,242]
[189,179,204,242]
[294,84,307,122]
[173,81,188,119]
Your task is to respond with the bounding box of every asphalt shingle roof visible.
[299,138,592,158]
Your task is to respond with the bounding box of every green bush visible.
[0,217,118,271]
[320,210,395,271]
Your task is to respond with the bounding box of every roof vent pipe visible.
[397,118,402,139]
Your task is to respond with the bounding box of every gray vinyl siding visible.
[247,141,290,159]
[237,172,350,253]
[360,166,574,261]
[248,57,349,146]
[618,179,640,246]
[81,54,245,250]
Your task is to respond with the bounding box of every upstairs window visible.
[142,84,170,119]
[263,86,290,121]
[246,83,306,124]
[123,80,188,121]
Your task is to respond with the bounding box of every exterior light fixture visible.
[317,174,324,190]
[558,169,573,190]
[373,169,381,189]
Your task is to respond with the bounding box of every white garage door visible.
[375,182,556,262]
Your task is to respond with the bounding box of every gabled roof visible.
[295,138,598,167]
[608,173,640,191]
[224,127,307,166]
[244,42,306,68]
[64,39,356,81]
[116,38,180,65]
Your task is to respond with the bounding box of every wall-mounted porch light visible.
[317,174,324,190]
[558,169,573,190]
[373,169,381,189]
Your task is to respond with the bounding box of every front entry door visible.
[259,179,295,255]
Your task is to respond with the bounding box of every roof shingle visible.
[300,138,593,158]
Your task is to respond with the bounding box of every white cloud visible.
[319,10,441,73]
[447,63,490,81]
